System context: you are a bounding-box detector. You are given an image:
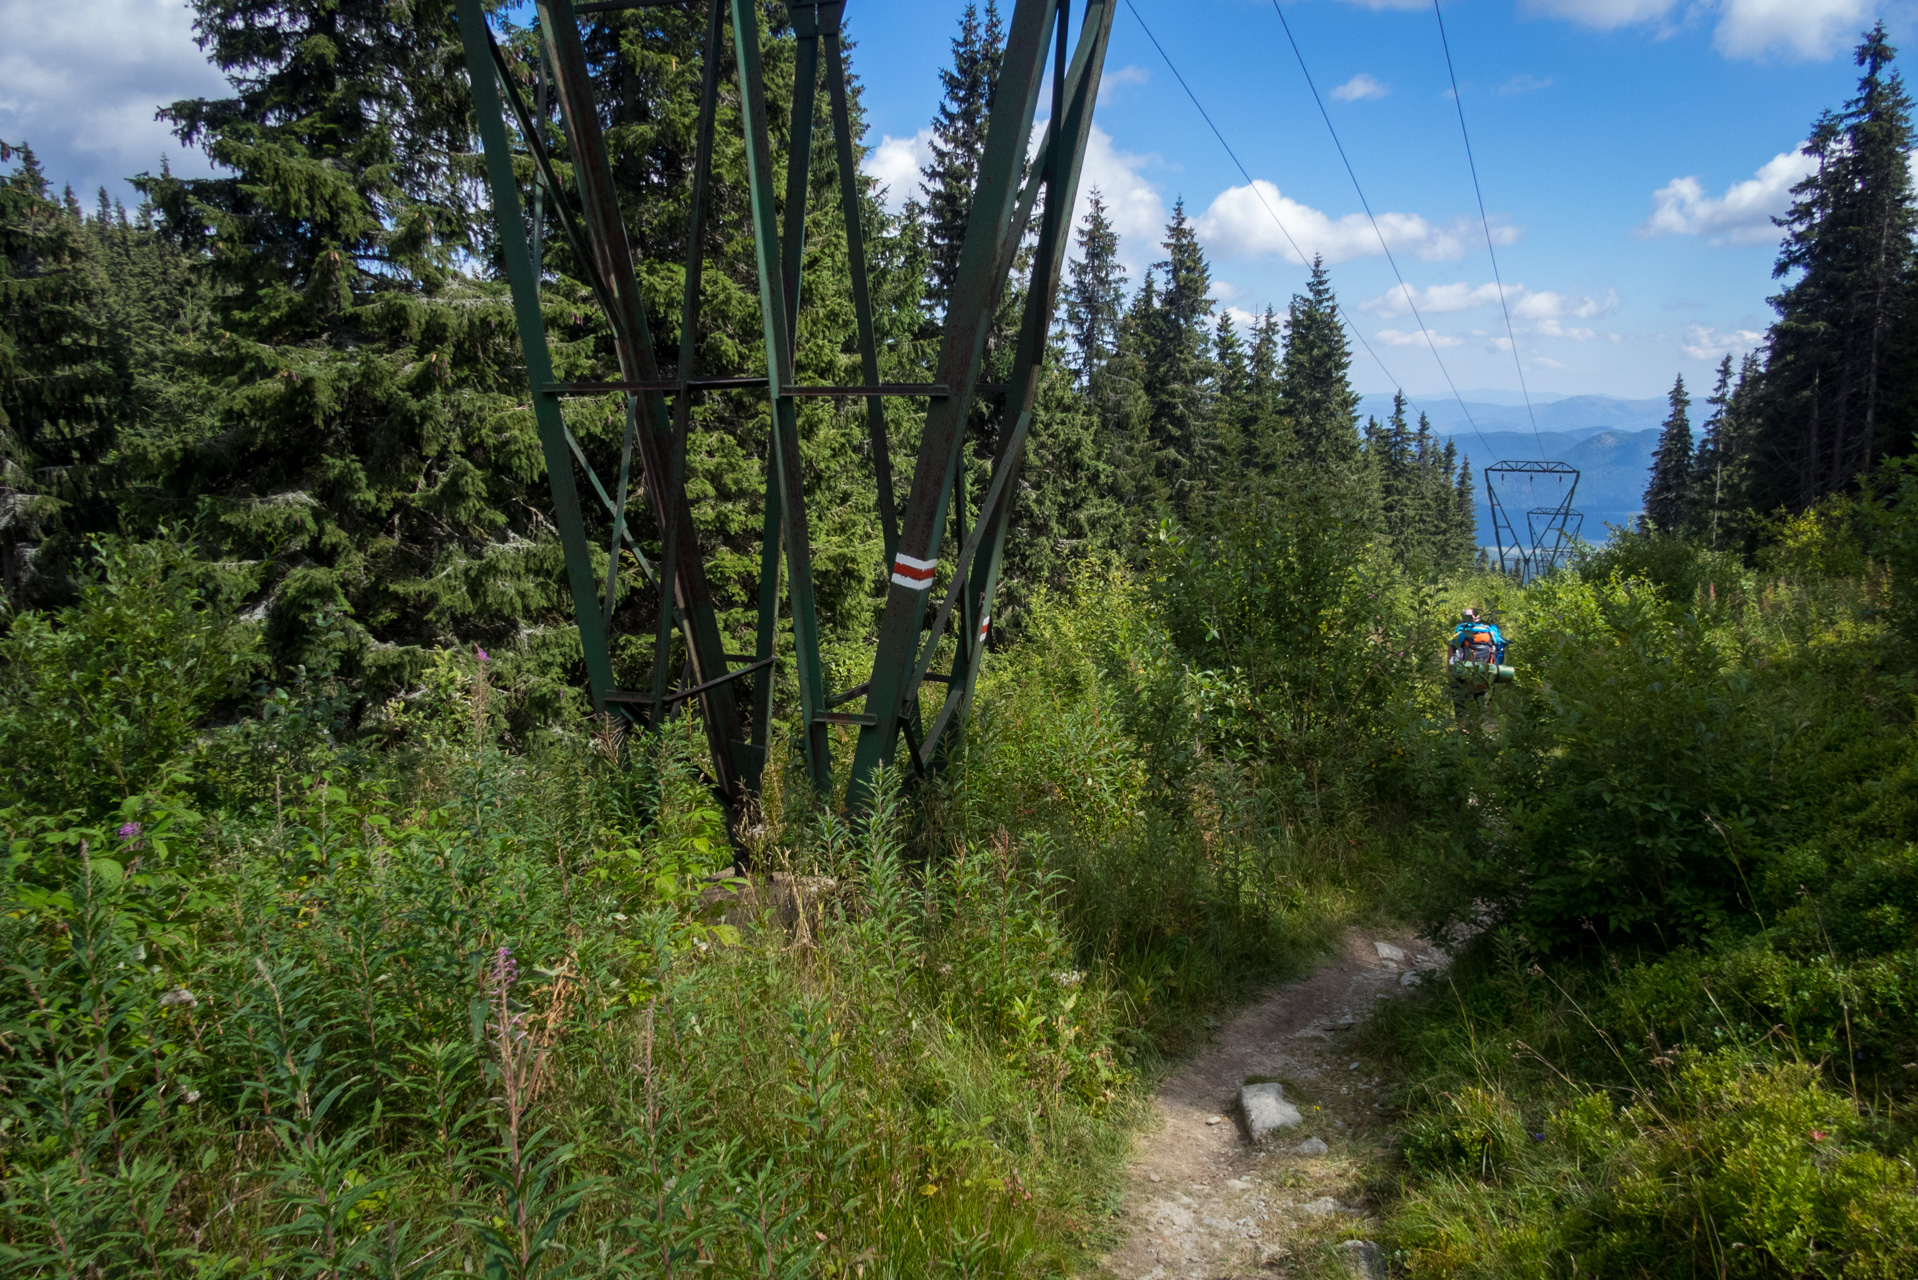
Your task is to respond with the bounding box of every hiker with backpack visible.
[1447,608,1511,716]
[1448,608,1506,666]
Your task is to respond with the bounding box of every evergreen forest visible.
[5,3,1918,1275]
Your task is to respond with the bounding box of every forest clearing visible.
[6,1,1918,1275]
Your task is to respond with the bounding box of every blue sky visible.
[851,0,1897,398]
[0,0,1898,398]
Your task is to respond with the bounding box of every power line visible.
[1264,0,1495,462]
[1120,0,1465,452]
[1432,0,1546,462]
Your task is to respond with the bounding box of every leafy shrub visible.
[1409,566,1901,950]
[0,537,260,812]
[1393,1053,1918,1279]
[1575,525,1749,608]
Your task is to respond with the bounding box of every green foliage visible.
[0,147,122,599]
[0,552,1381,1276]
[1642,373,1694,533]
[0,536,261,813]
[1377,522,1918,1277]
[1395,1055,1918,1278]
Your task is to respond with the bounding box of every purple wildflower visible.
[118,821,142,841]
[476,647,490,664]
[491,946,517,989]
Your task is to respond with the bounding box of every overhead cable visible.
[1121,0,1446,442]
[1264,0,1494,461]
[1432,0,1546,462]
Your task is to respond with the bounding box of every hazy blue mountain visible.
[1358,393,1667,442]
[1457,429,1657,548]
[1355,393,1661,551]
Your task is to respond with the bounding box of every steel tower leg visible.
[456,0,1112,827]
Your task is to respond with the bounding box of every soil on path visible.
[1096,929,1447,1279]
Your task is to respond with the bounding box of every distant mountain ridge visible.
[1358,393,1667,442]
[1354,393,1664,544]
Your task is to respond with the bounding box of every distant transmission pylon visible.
[1484,460,1580,582]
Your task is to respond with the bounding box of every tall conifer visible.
[1279,259,1363,479]
[919,1,1004,316]
[1062,188,1126,384]
[1693,355,1735,545]
[1140,201,1217,510]
[1644,375,1694,532]
[1755,22,1917,508]
[0,145,116,602]
[1450,451,1479,566]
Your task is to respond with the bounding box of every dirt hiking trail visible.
[1096,929,1447,1279]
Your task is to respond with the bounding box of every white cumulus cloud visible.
[1714,0,1877,60]
[1520,0,1875,61]
[1070,124,1167,265]
[1193,180,1514,265]
[1377,328,1465,348]
[862,128,933,214]
[1361,281,1616,335]
[1330,73,1390,103]
[1098,64,1151,105]
[1638,146,1816,245]
[0,0,227,197]
[1682,323,1767,360]
[1513,288,1618,323]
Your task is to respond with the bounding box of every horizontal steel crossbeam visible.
[457,0,1110,841]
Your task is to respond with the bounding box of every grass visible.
[0,565,1377,1277]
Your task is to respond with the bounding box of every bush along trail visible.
[9,12,1918,1276]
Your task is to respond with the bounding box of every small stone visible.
[1207,1114,1224,1125]
[1401,969,1424,987]
[1148,1172,1162,1182]
[1374,941,1407,963]
[1338,1238,1387,1280]
[1294,1136,1330,1156]
[1240,1082,1303,1143]
[1302,1196,1341,1216]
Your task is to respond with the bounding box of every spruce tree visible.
[1390,394,1416,536]
[1139,201,1217,511]
[1450,450,1479,567]
[1212,310,1248,481]
[1644,374,1694,532]
[1101,271,1164,513]
[1693,355,1735,546]
[0,145,117,603]
[1754,22,1917,509]
[918,1,1004,316]
[1278,259,1364,482]
[108,0,919,693]
[1412,410,1447,555]
[1062,188,1126,384]
[1240,306,1287,476]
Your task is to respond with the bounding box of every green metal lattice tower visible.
[454,0,1113,833]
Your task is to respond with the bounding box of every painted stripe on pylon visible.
[890,552,937,590]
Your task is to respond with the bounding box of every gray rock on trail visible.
[1338,1238,1387,1279]
[1373,941,1406,963]
[1293,1136,1330,1156]
[1239,1082,1302,1143]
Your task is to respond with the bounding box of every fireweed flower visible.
[476,647,490,664]
[118,821,142,841]
[491,946,517,988]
